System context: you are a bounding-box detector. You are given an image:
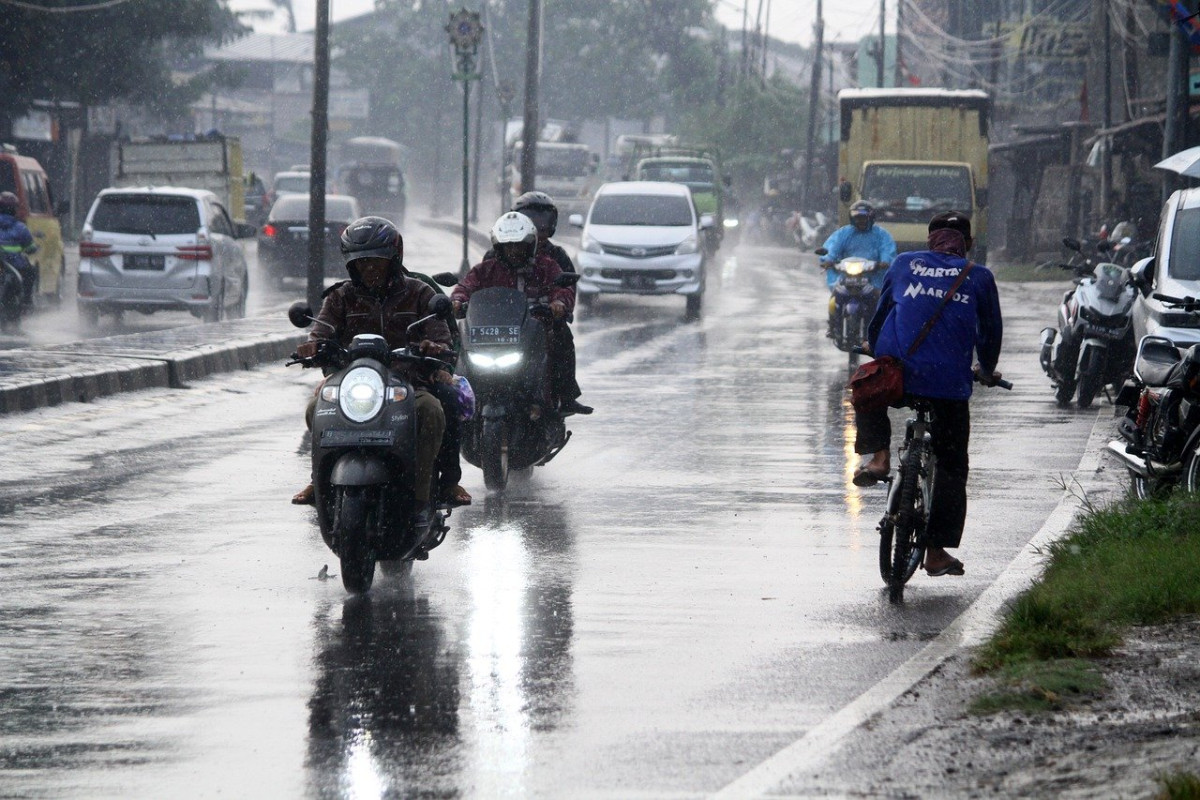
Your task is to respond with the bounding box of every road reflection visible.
[305,592,461,798]
[303,495,576,797]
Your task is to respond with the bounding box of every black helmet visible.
[512,191,558,238]
[849,201,875,227]
[928,210,971,238]
[339,216,402,284]
[0,192,18,217]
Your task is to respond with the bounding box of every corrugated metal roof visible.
[206,32,313,64]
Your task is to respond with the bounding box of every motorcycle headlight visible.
[723,218,739,228]
[468,351,523,370]
[338,367,385,422]
[842,259,867,276]
[675,234,699,255]
[581,233,603,254]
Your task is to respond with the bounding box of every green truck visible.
[837,89,990,260]
[633,146,729,252]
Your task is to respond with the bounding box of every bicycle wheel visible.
[888,440,928,603]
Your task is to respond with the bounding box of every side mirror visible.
[555,272,581,287]
[814,247,829,256]
[975,187,988,208]
[236,222,257,239]
[1063,237,1082,252]
[839,182,853,203]
[699,214,715,230]
[428,294,453,319]
[568,213,584,228]
[1130,257,1153,294]
[432,271,459,287]
[288,301,314,328]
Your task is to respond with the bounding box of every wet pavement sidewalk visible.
[0,314,304,414]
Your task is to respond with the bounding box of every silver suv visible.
[568,181,710,318]
[1132,187,1200,346]
[77,187,252,325]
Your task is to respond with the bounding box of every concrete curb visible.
[0,317,306,415]
[712,407,1116,798]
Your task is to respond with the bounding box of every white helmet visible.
[491,212,538,269]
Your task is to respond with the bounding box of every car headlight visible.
[338,367,385,422]
[581,233,603,254]
[468,351,523,369]
[675,234,699,255]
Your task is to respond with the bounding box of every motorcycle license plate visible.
[125,254,165,270]
[623,274,657,291]
[320,429,395,447]
[469,325,521,344]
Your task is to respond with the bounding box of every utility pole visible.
[519,0,542,197]
[740,0,749,82]
[1164,10,1192,200]
[800,0,824,215]
[305,0,330,315]
[471,71,484,223]
[761,0,772,81]
[1101,0,1112,222]
[894,0,903,87]
[877,0,886,87]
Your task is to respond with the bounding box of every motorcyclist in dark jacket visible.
[481,192,592,415]
[291,217,455,522]
[0,192,38,308]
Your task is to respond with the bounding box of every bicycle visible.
[876,374,1012,603]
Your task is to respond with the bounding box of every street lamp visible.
[447,9,484,274]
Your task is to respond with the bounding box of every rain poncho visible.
[819,224,897,289]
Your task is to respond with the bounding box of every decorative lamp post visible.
[447,9,484,274]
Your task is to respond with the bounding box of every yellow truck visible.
[112,135,246,222]
[837,89,990,260]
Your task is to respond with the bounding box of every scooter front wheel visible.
[335,486,376,594]
[481,419,510,492]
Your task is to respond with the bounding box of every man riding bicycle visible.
[852,211,1003,577]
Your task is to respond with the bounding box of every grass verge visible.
[970,493,1200,712]
[1157,772,1200,800]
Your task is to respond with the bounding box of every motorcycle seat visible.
[1138,356,1181,388]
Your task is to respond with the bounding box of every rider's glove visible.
[550,301,567,320]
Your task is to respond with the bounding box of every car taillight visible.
[176,245,213,261]
[79,241,112,258]
[262,224,277,238]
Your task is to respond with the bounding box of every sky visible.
[229,0,891,46]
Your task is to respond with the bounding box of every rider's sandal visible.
[291,483,315,505]
[924,558,965,577]
[443,485,472,507]
[852,466,890,487]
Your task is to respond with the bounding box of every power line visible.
[0,0,139,12]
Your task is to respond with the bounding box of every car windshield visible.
[91,195,200,236]
[1169,206,1200,281]
[270,196,355,221]
[861,164,973,224]
[514,146,591,178]
[638,163,714,185]
[589,194,692,226]
[274,175,309,194]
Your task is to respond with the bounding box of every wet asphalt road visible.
[0,244,1101,797]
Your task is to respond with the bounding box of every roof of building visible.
[206,32,313,64]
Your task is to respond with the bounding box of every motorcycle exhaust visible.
[1106,440,1149,477]
[1039,327,1056,376]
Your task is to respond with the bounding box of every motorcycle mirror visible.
[428,294,453,319]
[555,272,581,287]
[288,301,314,328]
[432,271,459,287]
[814,247,829,256]
[1063,237,1082,252]
[1097,239,1113,252]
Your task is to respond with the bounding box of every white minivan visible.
[1131,186,1200,346]
[568,181,711,318]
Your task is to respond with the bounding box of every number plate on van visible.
[125,254,165,270]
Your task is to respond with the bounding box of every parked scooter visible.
[815,247,885,359]
[434,270,580,491]
[790,210,833,250]
[1107,300,1200,498]
[1038,237,1137,408]
[286,296,457,594]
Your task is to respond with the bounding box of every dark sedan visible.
[257,194,361,286]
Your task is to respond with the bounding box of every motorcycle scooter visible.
[815,248,885,361]
[287,296,457,594]
[0,255,26,333]
[1038,237,1136,408]
[434,271,580,492]
[1107,295,1200,499]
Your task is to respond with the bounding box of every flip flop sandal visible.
[291,484,315,506]
[852,466,889,487]
[443,485,472,507]
[924,559,965,577]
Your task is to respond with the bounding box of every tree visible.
[0,0,244,132]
